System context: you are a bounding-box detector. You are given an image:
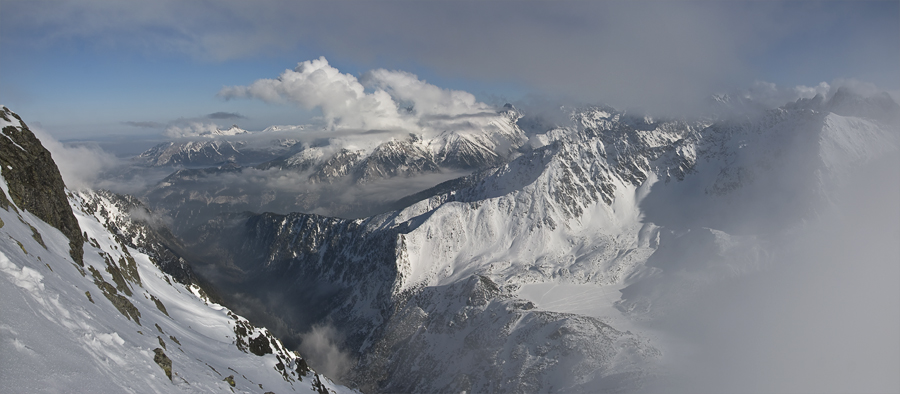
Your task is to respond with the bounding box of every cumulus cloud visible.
[220,57,410,131]
[359,69,494,118]
[219,57,506,133]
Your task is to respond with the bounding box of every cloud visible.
[123,121,165,128]
[30,126,121,191]
[360,69,493,118]
[207,111,244,119]
[164,122,223,138]
[220,57,409,131]
[734,78,897,110]
[298,323,354,383]
[641,152,900,394]
[737,80,831,109]
[220,57,505,133]
[4,2,897,116]
[628,110,900,393]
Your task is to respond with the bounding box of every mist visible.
[628,110,900,392]
[31,126,123,191]
[148,165,470,224]
[299,324,355,383]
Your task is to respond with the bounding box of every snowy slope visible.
[0,106,353,393]
[0,181,354,394]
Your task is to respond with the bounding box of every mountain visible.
[138,137,298,167]
[139,105,527,234]
[0,106,353,393]
[236,105,526,181]
[181,92,899,392]
[6,85,897,392]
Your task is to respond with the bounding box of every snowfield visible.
[0,182,353,393]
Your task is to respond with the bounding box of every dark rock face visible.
[0,106,83,265]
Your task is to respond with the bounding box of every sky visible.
[0,0,898,140]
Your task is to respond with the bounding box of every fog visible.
[298,324,354,383]
[629,118,900,392]
[31,126,125,191]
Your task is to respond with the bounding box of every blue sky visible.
[1,0,897,140]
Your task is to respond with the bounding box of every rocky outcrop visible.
[76,190,215,298]
[0,106,83,265]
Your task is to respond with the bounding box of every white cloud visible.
[31,127,121,191]
[164,122,247,138]
[220,57,508,135]
[360,69,493,118]
[298,323,354,383]
[220,57,410,131]
[165,122,221,138]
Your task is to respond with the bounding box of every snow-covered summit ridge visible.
[165,123,249,138]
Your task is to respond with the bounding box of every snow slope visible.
[0,106,353,393]
[0,182,353,393]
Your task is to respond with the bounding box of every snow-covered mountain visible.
[0,106,353,393]
[5,84,897,393]
[182,91,899,392]
[138,137,299,167]
[138,105,527,233]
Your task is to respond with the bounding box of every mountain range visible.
[2,86,898,392]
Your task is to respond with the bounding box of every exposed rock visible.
[153,348,172,381]
[0,106,83,265]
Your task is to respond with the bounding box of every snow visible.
[0,181,354,393]
[0,107,28,152]
[516,282,626,320]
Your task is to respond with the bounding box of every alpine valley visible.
[2,84,898,393]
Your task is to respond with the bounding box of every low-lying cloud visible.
[732,78,889,110]
[298,323,354,383]
[631,121,900,393]
[164,122,240,138]
[31,126,121,191]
